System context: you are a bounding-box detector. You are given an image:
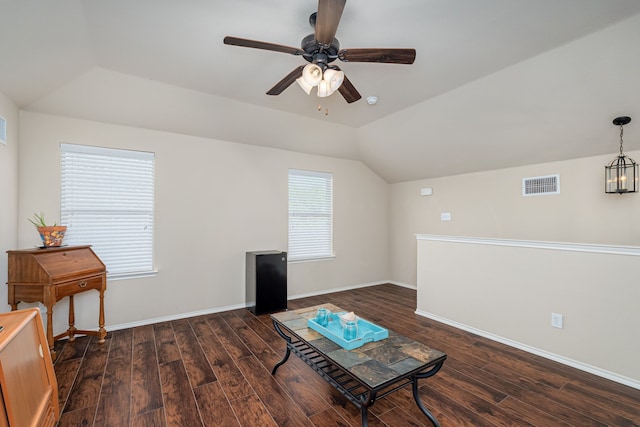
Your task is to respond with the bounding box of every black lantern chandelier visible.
[605,116,638,194]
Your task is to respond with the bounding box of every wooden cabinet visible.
[7,245,107,360]
[0,308,59,426]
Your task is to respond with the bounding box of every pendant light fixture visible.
[605,116,638,194]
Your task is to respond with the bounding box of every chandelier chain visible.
[619,124,625,156]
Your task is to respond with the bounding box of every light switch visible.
[441,212,451,221]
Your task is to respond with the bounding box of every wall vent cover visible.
[0,116,6,145]
[522,174,560,196]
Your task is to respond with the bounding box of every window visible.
[60,143,155,279]
[288,169,333,261]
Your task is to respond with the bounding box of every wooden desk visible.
[6,245,107,361]
[271,304,447,427]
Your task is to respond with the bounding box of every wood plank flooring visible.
[53,284,640,426]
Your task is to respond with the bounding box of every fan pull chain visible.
[317,104,329,116]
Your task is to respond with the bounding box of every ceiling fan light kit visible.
[223,0,416,104]
[299,65,345,98]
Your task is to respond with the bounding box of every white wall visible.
[0,91,20,312]
[390,152,640,285]
[16,111,389,332]
[417,236,640,386]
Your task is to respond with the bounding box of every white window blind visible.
[60,143,155,278]
[288,169,333,261]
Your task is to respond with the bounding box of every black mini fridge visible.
[246,251,287,315]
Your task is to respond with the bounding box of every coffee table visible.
[271,304,447,427]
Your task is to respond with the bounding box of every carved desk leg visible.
[46,303,56,361]
[42,288,57,361]
[98,286,107,344]
[7,285,16,311]
[67,295,77,342]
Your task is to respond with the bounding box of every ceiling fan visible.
[223,0,416,103]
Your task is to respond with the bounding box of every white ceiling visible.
[2,0,640,182]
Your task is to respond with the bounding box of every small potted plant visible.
[28,212,67,247]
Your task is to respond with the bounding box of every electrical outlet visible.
[551,313,563,329]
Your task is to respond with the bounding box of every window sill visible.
[288,255,335,264]
[108,270,158,281]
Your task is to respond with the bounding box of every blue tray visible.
[307,312,389,350]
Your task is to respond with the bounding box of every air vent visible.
[0,116,6,145]
[522,174,560,196]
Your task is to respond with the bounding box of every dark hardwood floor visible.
[53,284,640,426]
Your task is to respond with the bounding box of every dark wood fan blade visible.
[336,72,361,103]
[315,0,346,45]
[266,65,305,95]
[339,48,416,64]
[224,36,304,56]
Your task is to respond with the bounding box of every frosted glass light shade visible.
[323,69,344,93]
[296,77,313,95]
[302,64,322,86]
[317,80,330,97]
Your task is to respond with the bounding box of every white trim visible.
[104,302,248,332]
[287,280,390,300]
[288,280,416,300]
[415,234,640,257]
[387,281,417,290]
[287,255,336,264]
[96,281,397,332]
[108,270,158,281]
[415,309,640,391]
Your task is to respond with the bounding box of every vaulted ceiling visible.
[2,0,640,182]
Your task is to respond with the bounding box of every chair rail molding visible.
[415,234,640,256]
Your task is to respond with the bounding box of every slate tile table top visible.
[270,303,447,427]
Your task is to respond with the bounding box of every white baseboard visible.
[388,281,417,290]
[415,309,640,391]
[287,280,391,300]
[106,281,401,332]
[107,302,247,332]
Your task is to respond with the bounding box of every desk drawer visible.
[55,276,104,299]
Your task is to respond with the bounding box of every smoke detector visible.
[366,96,378,105]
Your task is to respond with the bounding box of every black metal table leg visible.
[271,320,292,375]
[411,360,445,427]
